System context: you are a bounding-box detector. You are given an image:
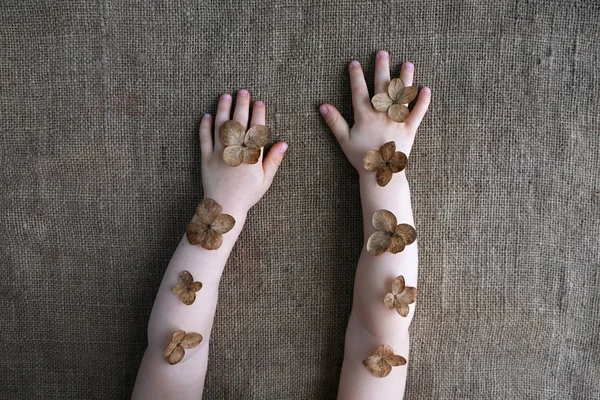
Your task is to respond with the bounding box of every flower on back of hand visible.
[367,210,416,256]
[219,120,271,166]
[363,344,407,377]
[171,270,203,305]
[383,275,417,317]
[163,330,203,365]
[362,141,407,187]
[186,198,235,250]
[371,78,418,123]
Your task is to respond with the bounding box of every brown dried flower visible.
[219,120,271,166]
[163,330,203,365]
[362,141,408,187]
[171,271,203,305]
[383,275,417,317]
[186,198,235,250]
[363,344,407,377]
[367,210,416,256]
[371,78,418,123]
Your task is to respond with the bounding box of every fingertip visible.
[254,100,265,107]
[422,87,431,96]
[221,93,232,102]
[403,62,414,71]
[377,50,389,59]
[278,142,288,153]
[349,60,361,69]
[202,113,212,122]
[319,104,329,116]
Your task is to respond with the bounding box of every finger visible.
[199,114,213,161]
[263,142,288,186]
[349,60,371,117]
[232,89,250,128]
[319,104,350,143]
[400,61,414,88]
[405,87,431,130]
[250,100,265,127]
[374,50,390,94]
[214,93,233,152]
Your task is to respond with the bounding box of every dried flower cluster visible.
[363,344,407,377]
[186,198,235,250]
[171,270,203,305]
[383,275,417,317]
[220,120,271,166]
[371,78,418,123]
[363,141,408,187]
[367,210,416,256]
[163,330,203,365]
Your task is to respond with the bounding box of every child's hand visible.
[319,51,431,171]
[200,91,288,215]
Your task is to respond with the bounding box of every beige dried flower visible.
[171,271,203,305]
[383,275,417,317]
[371,78,418,123]
[367,210,416,256]
[362,141,408,187]
[163,330,203,365]
[219,120,271,166]
[363,344,407,377]
[186,198,235,250]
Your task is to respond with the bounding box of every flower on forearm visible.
[362,141,408,187]
[367,210,416,256]
[371,78,418,123]
[171,270,203,305]
[383,275,417,317]
[163,330,203,365]
[220,120,271,166]
[363,344,407,377]
[186,198,235,250]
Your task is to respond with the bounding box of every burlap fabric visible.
[1,1,599,399]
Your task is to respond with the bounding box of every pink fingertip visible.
[377,50,389,59]
[279,143,288,153]
[319,105,329,115]
[404,62,414,71]
[254,101,264,107]
[202,114,211,120]
[350,60,360,68]
[422,87,431,95]
[238,89,249,97]
[222,94,232,101]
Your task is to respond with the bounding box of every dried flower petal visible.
[387,79,405,100]
[242,147,261,164]
[223,146,245,167]
[363,344,406,377]
[371,78,419,123]
[388,103,410,123]
[384,275,418,317]
[171,271,203,305]
[245,125,271,148]
[164,330,203,365]
[371,93,393,112]
[186,198,235,250]
[362,141,408,187]
[167,346,185,365]
[180,333,203,349]
[219,120,245,146]
[367,210,416,256]
[220,120,272,167]
[397,86,418,105]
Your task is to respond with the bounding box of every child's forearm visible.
[132,205,248,399]
[338,172,417,398]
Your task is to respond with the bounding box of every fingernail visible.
[203,114,211,120]
[238,89,248,97]
[279,143,288,153]
[404,62,414,70]
[319,105,329,115]
[377,50,389,59]
[423,87,431,95]
[222,94,231,101]
[255,101,264,107]
[350,60,360,68]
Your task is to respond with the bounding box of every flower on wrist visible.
[367,210,416,256]
[362,141,407,187]
[371,78,418,123]
[219,120,271,166]
[163,330,203,365]
[363,344,407,377]
[186,198,235,250]
[171,271,203,305]
[383,275,417,317]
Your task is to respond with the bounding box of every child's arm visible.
[132,91,288,399]
[320,52,431,399]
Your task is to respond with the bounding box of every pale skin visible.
[131,90,288,399]
[319,51,430,399]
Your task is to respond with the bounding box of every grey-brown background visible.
[1,0,599,399]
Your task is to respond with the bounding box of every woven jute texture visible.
[1,1,599,399]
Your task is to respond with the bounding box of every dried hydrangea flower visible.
[171,270,203,305]
[186,198,235,250]
[219,120,271,166]
[363,344,407,377]
[367,210,416,256]
[362,141,408,187]
[163,330,203,365]
[371,78,418,123]
[383,275,417,317]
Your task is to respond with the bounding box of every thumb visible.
[319,104,350,144]
[263,142,288,185]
